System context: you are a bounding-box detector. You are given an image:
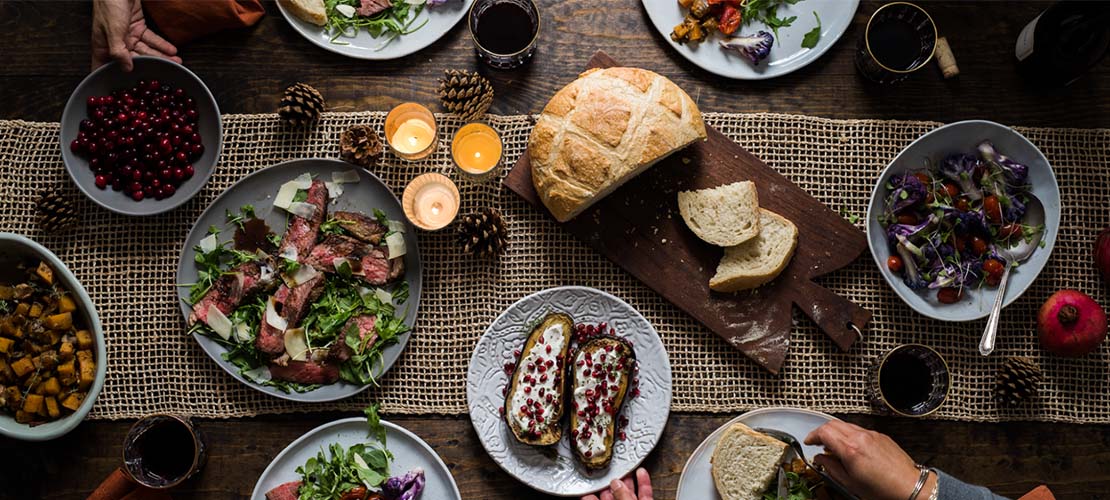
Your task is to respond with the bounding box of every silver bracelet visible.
[928,468,940,500]
[907,465,930,500]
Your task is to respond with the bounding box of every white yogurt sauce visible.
[508,322,566,436]
[571,342,630,458]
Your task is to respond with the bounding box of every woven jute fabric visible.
[1,112,1108,423]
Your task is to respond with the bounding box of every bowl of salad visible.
[865,120,1061,322]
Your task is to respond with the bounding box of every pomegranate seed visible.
[619,431,626,441]
[499,406,505,416]
[545,345,551,353]
[523,386,531,394]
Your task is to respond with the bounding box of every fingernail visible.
[610,479,623,490]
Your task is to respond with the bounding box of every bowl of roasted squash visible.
[0,233,104,441]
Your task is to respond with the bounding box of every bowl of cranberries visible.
[61,56,221,216]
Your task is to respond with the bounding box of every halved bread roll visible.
[678,181,761,247]
[709,209,798,293]
[280,0,326,26]
[710,423,789,500]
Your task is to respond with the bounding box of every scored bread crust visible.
[710,423,789,500]
[529,67,707,222]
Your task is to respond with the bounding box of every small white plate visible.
[251,417,461,500]
[467,286,673,497]
[276,0,473,60]
[641,0,859,80]
[677,407,839,500]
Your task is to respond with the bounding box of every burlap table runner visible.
[1,112,1107,423]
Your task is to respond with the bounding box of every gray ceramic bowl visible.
[60,56,222,216]
[865,120,1061,322]
[0,233,106,441]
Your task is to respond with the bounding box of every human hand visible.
[804,421,936,500]
[581,468,653,500]
[91,0,180,71]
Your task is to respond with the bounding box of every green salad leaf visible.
[801,12,821,49]
[324,0,429,49]
[295,441,393,499]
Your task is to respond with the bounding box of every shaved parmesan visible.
[243,365,272,383]
[288,202,317,219]
[387,220,406,234]
[292,173,313,189]
[335,3,356,17]
[279,246,298,262]
[234,322,252,343]
[332,169,361,184]
[374,288,393,305]
[259,264,276,282]
[199,234,218,253]
[273,181,299,209]
[325,181,343,199]
[357,286,373,299]
[284,328,309,361]
[286,263,319,286]
[265,297,287,331]
[332,257,362,276]
[386,232,406,258]
[207,305,233,340]
[353,453,370,470]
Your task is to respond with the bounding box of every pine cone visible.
[996,356,1043,406]
[339,125,384,168]
[279,82,325,127]
[457,207,507,258]
[438,69,494,122]
[35,190,78,233]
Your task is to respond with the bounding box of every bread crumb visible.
[682,157,691,164]
[661,238,667,244]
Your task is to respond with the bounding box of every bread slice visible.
[280,0,326,26]
[678,181,761,247]
[709,209,798,293]
[710,423,789,500]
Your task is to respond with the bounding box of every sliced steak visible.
[357,0,391,17]
[305,234,363,271]
[268,359,339,384]
[278,179,329,260]
[328,315,378,362]
[333,210,387,244]
[265,481,302,500]
[189,261,275,326]
[361,246,405,286]
[255,274,324,355]
[256,285,290,355]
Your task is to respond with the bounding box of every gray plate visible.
[676,407,839,499]
[865,120,1061,322]
[250,417,461,500]
[175,158,422,402]
[60,56,222,216]
[466,286,673,497]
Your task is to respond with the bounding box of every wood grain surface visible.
[1,1,1110,499]
[504,51,870,373]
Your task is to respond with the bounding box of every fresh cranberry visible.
[131,190,144,201]
[161,184,175,196]
[94,175,108,189]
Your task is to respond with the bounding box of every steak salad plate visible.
[467,286,673,497]
[176,159,422,402]
[251,416,461,500]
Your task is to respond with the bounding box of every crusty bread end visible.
[710,423,789,500]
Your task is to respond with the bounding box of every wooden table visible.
[1,1,1109,499]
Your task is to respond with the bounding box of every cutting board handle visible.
[794,279,871,351]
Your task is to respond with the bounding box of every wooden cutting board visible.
[503,51,871,373]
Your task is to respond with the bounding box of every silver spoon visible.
[979,194,1046,356]
[752,427,861,500]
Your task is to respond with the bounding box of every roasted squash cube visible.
[28,303,42,318]
[44,312,72,331]
[76,330,93,350]
[40,377,61,396]
[22,393,44,414]
[35,262,53,284]
[57,360,76,386]
[3,386,22,410]
[0,337,13,354]
[58,341,75,360]
[44,396,60,418]
[0,318,21,339]
[0,359,14,382]
[10,357,34,377]
[13,303,28,317]
[57,295,76,313]
[15,410,33,423]
[77,351,95,390]
[60,393,83,411]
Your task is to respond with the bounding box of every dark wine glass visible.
[123,414,207,489]
[468,0,540,69]
[855,2,938,83]
[868,344,950,417]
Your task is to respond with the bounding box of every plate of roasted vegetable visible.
[252,410,460,500]
[0,233,105,441]
[642,0,858,79]
[176,158,421,402]
[866,120,1061,322]
[466,286,672,497]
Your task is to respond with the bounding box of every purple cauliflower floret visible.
[719,31,774,65]
[896,241,927,290]
[938,154,983,201]
[1003,194,1027,223]
[885,214,936,245]
[888,173,927,213]
[977,141,1029,185]
[383,468,425,500]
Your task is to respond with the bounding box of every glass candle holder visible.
[452,122,504,182]
[468,0,540,69]
[867,344,950,417]
[402,173,460,231]
[385,103,439,161]
[855,2,938,84]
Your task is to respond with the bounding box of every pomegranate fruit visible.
[70,80,201,202]
[1096,227,1110,286]
[1037,289,1107,357]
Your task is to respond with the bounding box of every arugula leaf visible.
[296,441,393,499]
[801,12,821,49]
[364,403,387,446]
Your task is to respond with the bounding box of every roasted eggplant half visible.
[568,334,636,469]
[503,312,574,446]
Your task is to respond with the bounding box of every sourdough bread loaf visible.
[529,67,707,222]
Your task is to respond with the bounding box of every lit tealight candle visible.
[402,173,460,231]
[452,122,503,181]
[385,103,438,161]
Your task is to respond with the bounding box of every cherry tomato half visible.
[983,258,1005,277]
[955,198,971,212]
[998,223,1022,240]
[943,183,960,198]
[984,195,1003,224]
[914,172,931,184]
[937,287,964,304]
[953,235,967,253]
[887,255,904,273]
[718,5,741,35]
[970,236,989,256]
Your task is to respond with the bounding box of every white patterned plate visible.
[676,407,839,499]
[467,286,673,497]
